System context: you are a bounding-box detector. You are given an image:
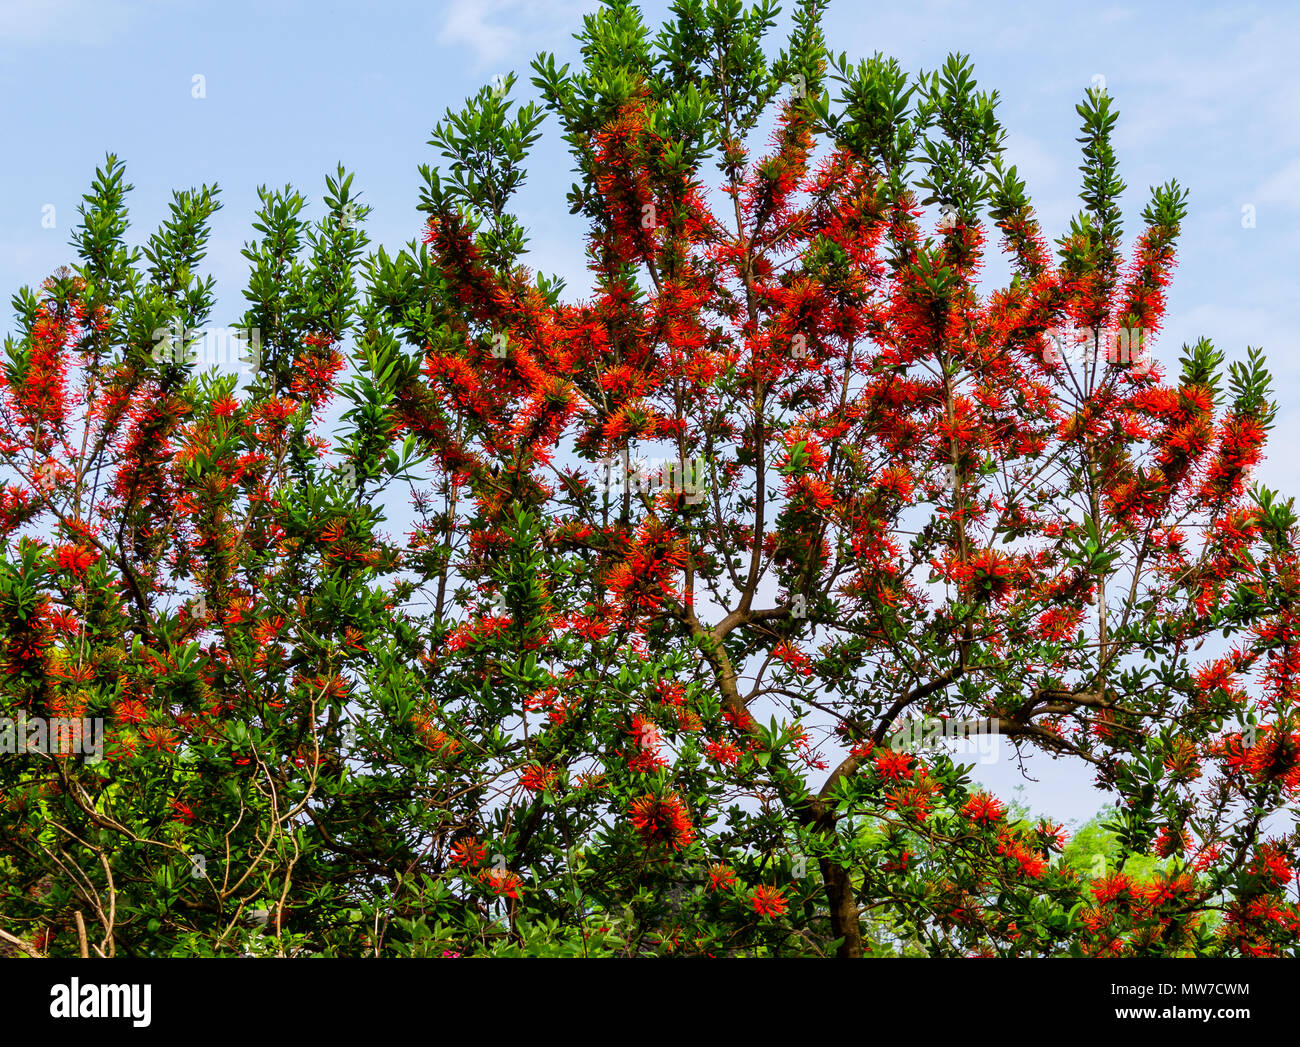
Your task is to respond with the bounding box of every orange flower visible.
[319,518,346,543]
[960,793,1005,825]
[449,837,486,868]
[251,616,284,646]
[629,792,695,851]
[521,763,557,793]
[482,869,522,899]
[139,725,179,753]
[872,748,913,781]
[885,784,935,823]
[54,543,96,576]
[115,698,148,725]
[750,885,788,918]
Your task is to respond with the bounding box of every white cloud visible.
[0,0,165,46]
[437,0,520,70]
[999,129,1061,187]
[1253,157,1300,212]
[0,0,72,42]
[436,0,594,71]
[1114,7,1300,152]
[1158,299,1300,386]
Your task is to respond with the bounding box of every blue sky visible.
[1,0,1297,826]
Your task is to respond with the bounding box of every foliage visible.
[1,0,1298,959]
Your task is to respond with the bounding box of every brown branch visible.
[0,927,44,958]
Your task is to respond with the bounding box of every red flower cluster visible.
[449,837,486,868]
[629,792,695,851]
[1244,727,1300,791]
[482,869,523,899]
[885,783,936,823]
[750,885,788,918]
[520,763,558,793]
[995,833,1048,879]
[707,864,736,892]
[54,544,96,576]
[960,793,1005,825]
[871,748,913,781]
[704,738,741,766]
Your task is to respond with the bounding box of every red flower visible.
[961,793,1005,825]
[45,607,79,634]
[957,548,1022,603]
[995,834,1048,879]
[54,543,96,576]
[750,885,788,918]
[520,763,557,793]
[1035,607,1083,643]
[885,784,934,822]
[707,863,737,891]
[1036,820,1067,851]
[139,725,179,753]
[1245,727,1300,791]
[772,641,813,676]
[872,748,913,781]
[450,837,486,868]
[105,732,139,762]
[875,465,915,500]
[482,869,522,899]
[1015,849,1048,879]
[704,738,741,766]
[625,715,668,773]
[629,792,695,851]
[1092,873,1134,905]
[115,698,148,724]
[1246,843,1294,888]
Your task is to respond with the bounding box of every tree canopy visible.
[1,0,1297,959]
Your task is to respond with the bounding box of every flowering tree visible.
[2,0,1297,959]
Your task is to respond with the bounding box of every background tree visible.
[2,0,1297,959]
